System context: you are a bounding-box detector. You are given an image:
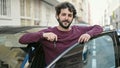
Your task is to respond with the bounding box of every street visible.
[83,35,115,68]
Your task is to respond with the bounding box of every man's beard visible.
[57,19,72,29]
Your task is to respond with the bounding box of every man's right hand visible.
[43,32,57,41]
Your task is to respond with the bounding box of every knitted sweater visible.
[19,25,103,65]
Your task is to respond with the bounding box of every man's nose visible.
[65,15,69,20]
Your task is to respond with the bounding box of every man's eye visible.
[68,14,72,17]
[62,14,66,16]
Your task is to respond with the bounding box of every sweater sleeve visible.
[75,25,103,37]
[19,31,44,44]
[19,27,54,44]
[86,25,103,37]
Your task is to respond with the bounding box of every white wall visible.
[40,1,58,27]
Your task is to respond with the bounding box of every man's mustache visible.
[62,20,70,23]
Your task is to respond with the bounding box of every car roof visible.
[0,26,47,47]
[0,26,47,34]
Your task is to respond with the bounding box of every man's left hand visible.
[78,33,91,43]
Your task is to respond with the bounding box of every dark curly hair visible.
[55,2,76,18]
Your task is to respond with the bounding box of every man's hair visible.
[55,2,76,18]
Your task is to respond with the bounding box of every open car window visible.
[47,31,119,68]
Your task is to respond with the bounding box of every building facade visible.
[103,0,120,29]
[0,0,59,26]
[0,0,89,26]
[110,6,120,30]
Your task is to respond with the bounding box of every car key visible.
[54,39,56,48]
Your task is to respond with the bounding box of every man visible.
[19,2,103,65]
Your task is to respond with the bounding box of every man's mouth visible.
[62,20,69,23]
[64,22,68,25]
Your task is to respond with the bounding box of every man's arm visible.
[19,32,44,44]
[19,27,57,44]
[78,25,103,43]
[77,25,103,37]
[86,25,103,37]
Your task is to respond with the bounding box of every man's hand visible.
[43,32,57,41]
[78,33,91,43]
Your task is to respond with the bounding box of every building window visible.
[34,0,40,19]
[72,0,76,3]
[20,0,31,17]
[20,0,32,26]
[33,0,40,26]
[0,0,11,17]
[20,0,41,26]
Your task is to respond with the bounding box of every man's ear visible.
[56,15,58,19]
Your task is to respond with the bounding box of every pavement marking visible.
[93,45,96,49]
[92,59,97,68]
[92,39,97,68]
[93,51,96,56]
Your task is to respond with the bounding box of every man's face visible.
[56,8,74,29]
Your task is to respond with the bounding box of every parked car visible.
[116,29,120,59]
[0,26,120,68]
[103,25,114,32]
[117,29,120,37]
[0,26,46,68]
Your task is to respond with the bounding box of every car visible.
[116,29,120,37]
[116,29,120,42]
[0,26,47,68]
[103,25,114,32]
[0,26,120,68]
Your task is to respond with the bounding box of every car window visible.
[83,35,115,68]
[47,32,118,68]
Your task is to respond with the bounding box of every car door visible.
[46,31,120,68]
[0,26,47,68]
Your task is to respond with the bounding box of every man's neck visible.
[57,26,71,31]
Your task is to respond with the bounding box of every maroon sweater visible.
[19,25,103,64]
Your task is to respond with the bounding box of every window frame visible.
[0,0,11,20]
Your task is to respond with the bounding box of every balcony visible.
[43,0,60,6]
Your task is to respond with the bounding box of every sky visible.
[89,0,107,25]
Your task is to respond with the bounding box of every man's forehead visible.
[60,8,73,14]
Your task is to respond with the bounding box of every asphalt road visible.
[83,35,115,68]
